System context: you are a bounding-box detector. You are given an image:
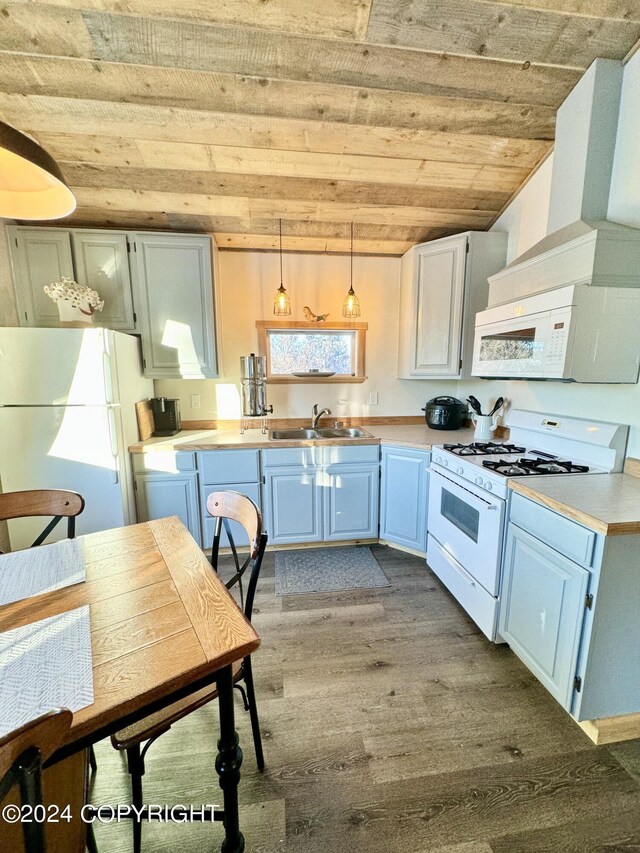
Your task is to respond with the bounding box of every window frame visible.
[256,320,368,384]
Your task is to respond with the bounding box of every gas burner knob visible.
[442,458,449,467]
[475,476,483,485]
[456,466,464,475]
[434,455,441,464]
[484,481,493,491]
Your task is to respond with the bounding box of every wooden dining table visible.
[0,516,261,853]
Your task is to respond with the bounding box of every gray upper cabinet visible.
[8,227,74,327]
[398,231,507,379]
[132,233,218,379]
[71,230,136,332]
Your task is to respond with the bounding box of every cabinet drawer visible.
[427,535,498,641]
[133,450,196,474]
[198,450,259,485]
[321,444,379,465]
[262,447,317,468]
[510,492,596,568]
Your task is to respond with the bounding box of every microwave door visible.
[473,313,551,378]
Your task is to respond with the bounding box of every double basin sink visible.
[269,427,373,440]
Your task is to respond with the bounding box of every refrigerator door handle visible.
[107,407,120,484]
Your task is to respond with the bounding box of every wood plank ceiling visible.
[1,1,640,254]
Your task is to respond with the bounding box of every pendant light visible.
[342,222,361,318]
[273,218,291,315]
[0,121,76,220]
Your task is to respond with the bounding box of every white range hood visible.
[488,59,640,307]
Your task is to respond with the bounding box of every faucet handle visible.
[312,403,318,414]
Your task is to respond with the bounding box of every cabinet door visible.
[71,230,136,332]
[135,472,201,546]
[8,227,74,326]
[201,482,261,550]
[324,463,379,541]
[263,467,322,544]
[380,447,429,552]
[402,236,466,378]
[133,234,218,378]
[499,523,589,711]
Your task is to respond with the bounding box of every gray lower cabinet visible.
[380,445,430,553]
[500,492,640,721]
[500,522,589,710]
[198,450,261,548]
[133,451,201,545]
[261,445,380,545]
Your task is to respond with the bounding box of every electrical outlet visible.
[368,392,379,406]
[190,394,201,409]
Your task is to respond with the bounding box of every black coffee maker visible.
[150,397,181,436]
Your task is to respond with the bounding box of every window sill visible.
[267,375,367,384]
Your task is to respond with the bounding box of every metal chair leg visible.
[86,820,99,853]
[89,745,97,773]
[234,682,250,711]
[17,749,48,853]
[126,745,144,853]
[242,658,265,772]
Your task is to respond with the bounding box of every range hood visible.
[488,59,640,307]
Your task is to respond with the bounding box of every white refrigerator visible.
[0,327,153,550]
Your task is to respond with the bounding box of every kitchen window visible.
[256,321,367,383]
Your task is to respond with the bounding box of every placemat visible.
[0,605,94,737]
[0,538,85,607]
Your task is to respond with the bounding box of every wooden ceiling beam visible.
[0,3,582,106]
[39,133,530,192]
[4,0,375,41]
[365,0,640,66]
[0,52,558,139]
[69,187,497,229]
[60,163,513,211]
[0,93,551,168]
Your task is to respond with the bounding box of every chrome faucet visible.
[311,403,332,428]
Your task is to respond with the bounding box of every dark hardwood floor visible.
[90,545,640,852]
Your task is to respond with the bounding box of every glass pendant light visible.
[0,121,76,220]
[273,219,291,315]
[342,222,361,318]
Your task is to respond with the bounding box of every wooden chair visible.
[110,491,268,853]
[0,709,72,853]
[0,489,85,548]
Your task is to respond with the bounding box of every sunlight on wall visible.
[215,383,241,419]
[161,319,204,378]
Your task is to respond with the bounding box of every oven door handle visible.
[439,546,476,586]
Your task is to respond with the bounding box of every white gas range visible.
[426,410,628,642]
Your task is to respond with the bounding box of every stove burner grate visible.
[442,441,526,456]
[482,457,590,476]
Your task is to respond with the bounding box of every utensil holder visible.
[472,414,498,441]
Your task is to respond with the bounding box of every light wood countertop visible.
[509,473,640,537]
[129,425,476,453]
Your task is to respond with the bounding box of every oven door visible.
[428,467,505,595]
[472,311,553,378]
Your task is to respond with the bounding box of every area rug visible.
[275,546,390,595]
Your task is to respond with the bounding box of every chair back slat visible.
[0,490,85,548]
[0,709,72,803]
[206,491,267,621]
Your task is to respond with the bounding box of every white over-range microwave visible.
[472,284,640,383]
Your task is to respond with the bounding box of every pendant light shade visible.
[273,219,291,315]
[0,121,76,220]
[342,223,361,318]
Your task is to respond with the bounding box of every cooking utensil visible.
[467,396,483,416]
[488,396,504,417]
[422,396,468,430]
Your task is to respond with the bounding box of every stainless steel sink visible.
[269,426,372,440]
[315,427,372,438]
